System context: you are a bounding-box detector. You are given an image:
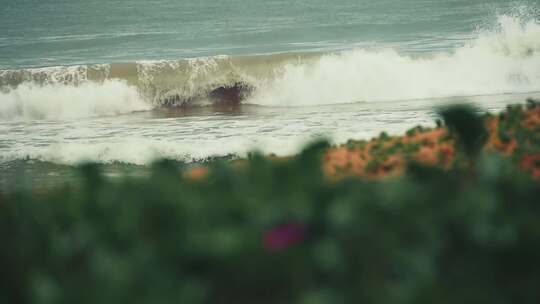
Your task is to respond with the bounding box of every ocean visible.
[1,0,540,189]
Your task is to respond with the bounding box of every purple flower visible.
[263,222,306,252]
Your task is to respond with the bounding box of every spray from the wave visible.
[0,80,149,120]
[250,14,540,106]
[0,13,540,119]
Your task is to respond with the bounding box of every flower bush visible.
[1,102,540,304]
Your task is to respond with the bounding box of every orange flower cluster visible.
[323,128,455,179]
[325,101,540,179]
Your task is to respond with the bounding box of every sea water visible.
[1,0,540,189]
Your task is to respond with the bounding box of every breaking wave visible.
[252,14,540,106]
[1,14,540,120]
[0,80,149,120]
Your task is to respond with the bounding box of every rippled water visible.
[1,0,532,68]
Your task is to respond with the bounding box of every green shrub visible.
[1,105,540,304]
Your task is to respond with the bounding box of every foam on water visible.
[251,15,540,106]
[0,80,150,120]
[0,136,309,165]
[3,91,536,166]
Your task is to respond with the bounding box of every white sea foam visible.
[0,80,150,120]
[0,136,309,165]
[249,15,540,106]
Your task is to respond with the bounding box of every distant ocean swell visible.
[1,14,540,120]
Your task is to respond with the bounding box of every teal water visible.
[1,1,540,190]
[0,0,534,68]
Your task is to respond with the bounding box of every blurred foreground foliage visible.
[1,103,540,304]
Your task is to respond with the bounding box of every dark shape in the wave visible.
[161,82,253,108]
[209,82,249,105]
